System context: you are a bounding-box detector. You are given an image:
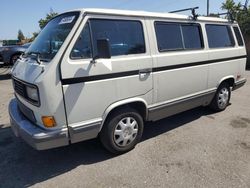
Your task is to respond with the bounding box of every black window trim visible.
[70,18,147,60]
[154,21,205,53]
[205,24,236,49]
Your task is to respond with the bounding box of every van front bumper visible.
[9,99,69,150]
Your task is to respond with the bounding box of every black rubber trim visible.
[62,70,139,85]
[62,55,247,85]
[233,79,247,91]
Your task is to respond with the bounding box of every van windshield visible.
[25,12,79,62]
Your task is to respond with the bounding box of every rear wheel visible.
[210,82,231,112]
[100,107,144,154]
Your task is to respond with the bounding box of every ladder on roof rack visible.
[169,7,199,20]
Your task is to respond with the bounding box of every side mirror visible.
[95,39,111,60]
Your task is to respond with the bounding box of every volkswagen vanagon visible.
[9,9,247,154]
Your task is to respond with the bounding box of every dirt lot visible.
[0,68,250,188]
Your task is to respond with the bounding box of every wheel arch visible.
[9,52,23,64]
[100,98,149,131]
[217,76,235,88]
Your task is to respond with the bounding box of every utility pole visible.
[207,0,210,16]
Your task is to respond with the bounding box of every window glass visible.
[155,23,183,51]
[71,23,92,59]
[155,22,203,51]
[233,26,244,46]
[182,25,202,49]
[206,25,234,48]
[90,19,145,57]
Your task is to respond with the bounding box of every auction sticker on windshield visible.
[59,16,75,25]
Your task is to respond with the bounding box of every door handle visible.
[139,68,152,74]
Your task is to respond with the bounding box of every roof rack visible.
[216,12,235,22]
[169,7,199,20]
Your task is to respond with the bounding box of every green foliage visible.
[237,8,250,35]
[39,11,58,29]
[221,0,250,35]
[17,29,25,42]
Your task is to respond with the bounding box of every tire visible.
[210,82,231,112]
[100,107,144,154]
[10,54,20,65]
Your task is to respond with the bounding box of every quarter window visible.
[233,26,244,46]
[155,22,203,51]
[90,19,146,57]
[71,23,92,59]
[206,25,235,48]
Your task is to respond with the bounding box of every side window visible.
[233,26,244,46]
[155,22,203,51]
[155,23,183,51]
[206,24,235,48]
[182,25,203,49]
[90,19,146,57]
[71,23,92,59]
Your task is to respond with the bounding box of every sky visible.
[0,0,244,40]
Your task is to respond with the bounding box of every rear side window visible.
[206,25,235,48]
[90,19,146,57]
[233,26,244,46]
[182,25,203,49]
[155,22,203,51]
[155,23,183,51]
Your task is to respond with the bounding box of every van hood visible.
[11,58,45,83]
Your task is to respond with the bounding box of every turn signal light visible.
[42,116,56,128]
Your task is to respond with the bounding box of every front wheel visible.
[10,54,21,65]
[210,82,231,112]
[100,107,144,154]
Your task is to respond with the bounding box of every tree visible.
[221,0,250,35]
[221,0,242,21]
[39,10,58,29]
[17,29,25,42]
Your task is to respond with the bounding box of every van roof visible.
[70,8,233,23]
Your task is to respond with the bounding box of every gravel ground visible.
[0,68,249,188]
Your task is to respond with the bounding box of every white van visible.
[9,9,247,154]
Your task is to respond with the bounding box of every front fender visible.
[100,97,149,131]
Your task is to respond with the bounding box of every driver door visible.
[60,15,153,138]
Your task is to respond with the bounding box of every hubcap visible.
[114,117,138,147]
[218,87,229,109]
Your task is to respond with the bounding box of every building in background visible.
[0,40,3,47]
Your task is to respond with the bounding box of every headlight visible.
[26,86,39,102]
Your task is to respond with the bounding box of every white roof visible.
[70,8,232,23]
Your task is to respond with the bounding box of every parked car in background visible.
[0,43,31,65]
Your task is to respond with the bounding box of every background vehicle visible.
[0,43,30,65]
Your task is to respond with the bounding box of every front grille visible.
[17,99,36,123]
[13,79,26,98]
